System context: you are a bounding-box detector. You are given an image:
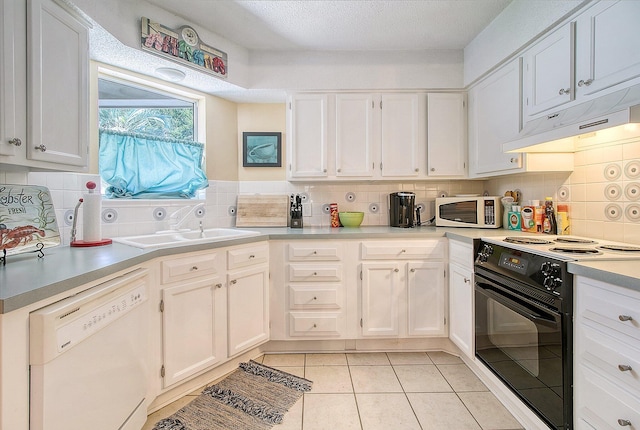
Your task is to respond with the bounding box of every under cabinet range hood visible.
[503,83,640,153]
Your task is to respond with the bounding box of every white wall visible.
[463,0,585,86]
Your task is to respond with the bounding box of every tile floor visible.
[143,351,524,430]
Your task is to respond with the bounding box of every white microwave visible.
[435,196,502,228]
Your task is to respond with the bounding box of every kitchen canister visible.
[330,203,340,227]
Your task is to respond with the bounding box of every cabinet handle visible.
[230,279,237,285]
[430,167,435,172]
[323,169,327,173]
[619,315,633,322]
[510,157,518,163]
[8,138,21,146]
[578,79,593,87]
[618,419,632,427]
[34,144,47,152]
[463,277,471,283]
[337,168,342,173]
[313,323,317,328]
[190,266,198,271]
[414,168,419,172]
[394,268,399,272]
[410,268,416,272]
[618,364,633,372]
[401,249,406,253]
[215,283,222,289]
[313,296,317,300]
[249,254,255,259]
[558,88,571,96]
[313,272,317,276]
[312,251,317,254]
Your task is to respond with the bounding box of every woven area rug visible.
[152,360,313,430]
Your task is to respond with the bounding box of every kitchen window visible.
[98,77,207,199]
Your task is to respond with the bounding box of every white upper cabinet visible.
[468,58,523,176]
[575,0,640,98]
[522,23,574,118]
[335,93,375,177]
[288,93,329,178]
[427,93,467,177]
[287,92,426,181]
[0,0,88,170]
[379,93,422,178]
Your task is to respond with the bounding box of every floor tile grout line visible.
[347,361,365,430]
[388,352,425,430]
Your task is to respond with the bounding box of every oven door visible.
[475,273,569,430]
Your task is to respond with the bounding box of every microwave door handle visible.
[476,282,560,328]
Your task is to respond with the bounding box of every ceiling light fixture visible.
[155,67,186,82]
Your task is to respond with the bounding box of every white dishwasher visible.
[30,268,149,430]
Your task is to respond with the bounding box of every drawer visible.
[289,285,341,310]
[288,243,342,261]
[227,244,268,270]
[578,364,640,429]
[579,322,640,392]
[161,252,221,284]
[361,240,445,260]
[449,240,473,268]
[578,279,640,342]
[288,264,342,282]
[289,312,343,337]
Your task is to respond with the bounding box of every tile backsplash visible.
[3,136,640,245]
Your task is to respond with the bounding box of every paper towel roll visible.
[82,192,102,242]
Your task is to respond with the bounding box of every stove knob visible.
[544,276,563,292]
[541,262,551,276]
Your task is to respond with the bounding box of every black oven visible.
[474,241,572,430]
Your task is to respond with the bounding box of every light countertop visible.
[568,260,640,291]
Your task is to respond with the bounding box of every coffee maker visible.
[389,192,415,228]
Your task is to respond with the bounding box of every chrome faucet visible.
[166,203,205,232]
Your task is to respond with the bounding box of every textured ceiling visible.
[145,0,513,51]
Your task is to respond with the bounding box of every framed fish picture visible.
[0,185,61,256]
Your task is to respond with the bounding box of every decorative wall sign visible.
[0,185,61,256]
[141,17,228,79]
[242,132,282,167]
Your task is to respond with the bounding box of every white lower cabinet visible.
[157,242,269,389]
[227,264,269,356]
[575,276,640,428]
[359,240,447,338]
[448,240,475,358]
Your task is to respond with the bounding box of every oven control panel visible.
[498,253,528,275]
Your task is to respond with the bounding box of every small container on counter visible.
[520,206,536,232]
[508,206,522,230]
[330,203,340,227]
[557,204,570,235]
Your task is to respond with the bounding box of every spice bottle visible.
[543,197,557,234]
[557,204,570,235]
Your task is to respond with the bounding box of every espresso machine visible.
[389,192,416,228]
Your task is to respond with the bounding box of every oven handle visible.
[475,281,560,329]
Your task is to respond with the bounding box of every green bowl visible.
[338,211,364,227]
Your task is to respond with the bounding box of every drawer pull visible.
[313,272,317,276]
[618,364,633,372]
[249,254,255,259]
[313,323,317,328]
[394,268,399,272]
[401,249,406,253]
[313,296,317,300]
[463,277,471,283]
[190,266,199,271]
[619,315,634,322]
[230,279,237,285]
[215,283,222,289]
[410,268,416,272]
[313,251,317,254]
[618,419,632,427]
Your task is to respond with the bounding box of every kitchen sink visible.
[112,228,261,249]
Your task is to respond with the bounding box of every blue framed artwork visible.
[242,132,282,167]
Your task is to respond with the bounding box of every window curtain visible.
[99,129,208,199]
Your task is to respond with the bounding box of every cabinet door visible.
[0,0,26,157]
[427,93,466,176]
[27,0,88,167]
[227,265,269,356]
[162,278,226,388]
[288,93,329,178]
[522,23,574,118]
[468,58,523,176]
[380,93,421,178]
[407,261,446,336]
[575,0,640,97]
[335,93,375,177]
[449,263,474,358]
[360,262,401,336]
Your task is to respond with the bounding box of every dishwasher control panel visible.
[56,283,147,353]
